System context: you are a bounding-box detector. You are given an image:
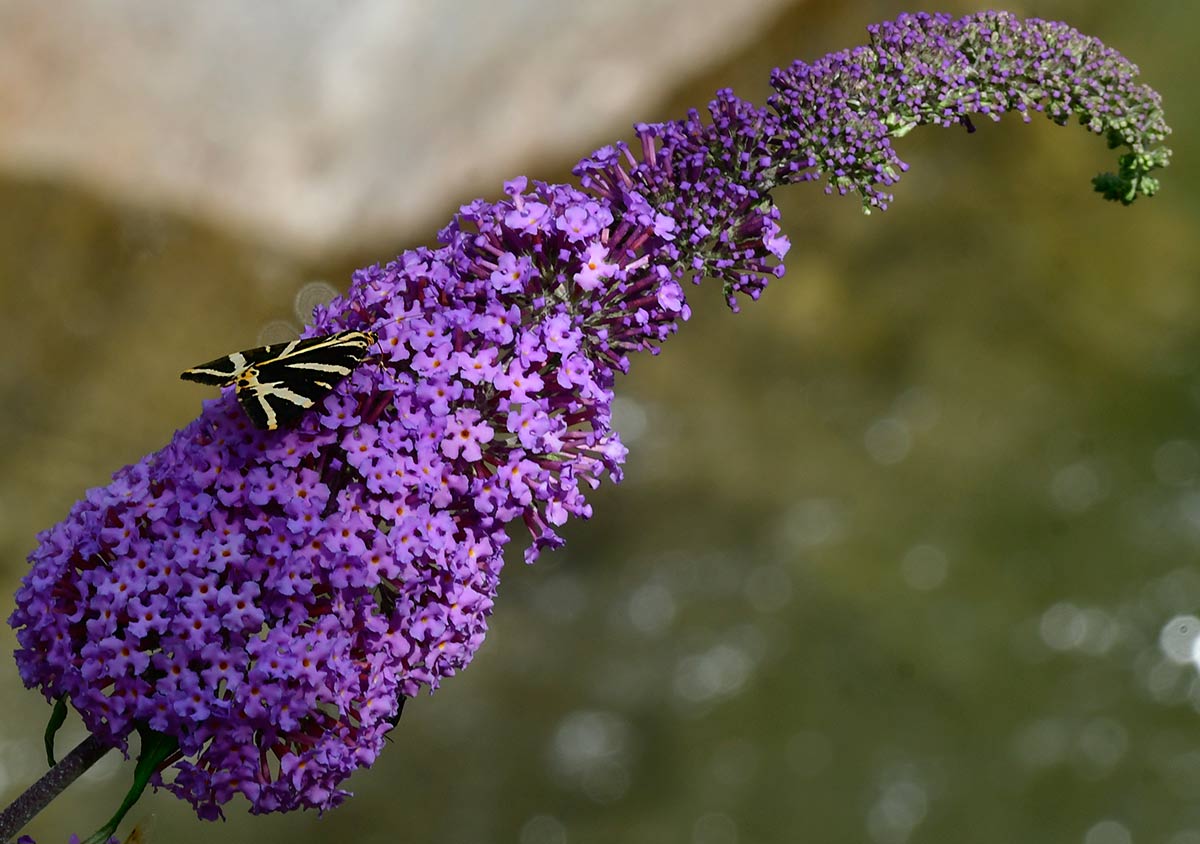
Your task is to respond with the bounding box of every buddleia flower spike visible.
[3,10,1170,831]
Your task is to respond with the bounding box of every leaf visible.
[43,696,68,767]
[81,728,178,844]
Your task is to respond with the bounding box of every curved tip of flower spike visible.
[766,11,1173,209]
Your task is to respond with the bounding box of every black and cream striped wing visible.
[178,347,258,386]
[181,330,376,430]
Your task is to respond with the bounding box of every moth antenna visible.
[359,310,421,425]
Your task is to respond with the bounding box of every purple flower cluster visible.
[766,11,1171,208]
[575,91,789,310]
[8,11,1170,820]
[9,175,696,818]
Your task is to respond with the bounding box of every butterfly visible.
[181,330,377,430]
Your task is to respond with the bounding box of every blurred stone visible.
[0,0,793,255]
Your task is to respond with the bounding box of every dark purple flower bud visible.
[8,11,1170,822]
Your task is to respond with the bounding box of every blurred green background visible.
[2,1,1198,843]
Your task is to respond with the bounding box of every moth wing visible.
[235,380,276,430]
[180,350,251,385]
[180,340,298,385]
[270,331,375,398]
[238,372,321,431]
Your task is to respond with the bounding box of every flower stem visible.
[0,733,112,843]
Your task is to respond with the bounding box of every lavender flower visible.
[7,11,1170,821]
